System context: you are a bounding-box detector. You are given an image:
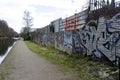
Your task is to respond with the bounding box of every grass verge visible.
[25,41,118,80]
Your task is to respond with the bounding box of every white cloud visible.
[0,0,87,33]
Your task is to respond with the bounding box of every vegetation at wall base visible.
[25,41,118,80]
[20,32,31,40]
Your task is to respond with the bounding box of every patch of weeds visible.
[91,72,100,79]
[72,54,85,59]
[109,67,118,72]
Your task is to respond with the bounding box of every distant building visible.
[64,10,88,31]
[51,18,61,32]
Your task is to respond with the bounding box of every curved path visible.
[1,40,79,80]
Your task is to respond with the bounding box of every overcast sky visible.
[0,0,119,33]
[0,0,88,33]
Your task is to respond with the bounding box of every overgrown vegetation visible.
[25,41,119,80]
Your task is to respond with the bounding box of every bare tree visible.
[21,10,33,40]
[23,10,33,32]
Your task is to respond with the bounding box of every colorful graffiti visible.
[64,31,73,54]
[31,13,120,63]
[42,34,48,45]
[55,32,64,51]
[56,13,120,62]
[73,30,83,53]
[79,13,120,63]
[55,30,83,54]
[80,18,107,60]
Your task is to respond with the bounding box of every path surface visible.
[1,40,79,80]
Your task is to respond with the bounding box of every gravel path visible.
[0,40,80,80]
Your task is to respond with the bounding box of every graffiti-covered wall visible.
[55,31,73,55]
[63,31,73,54]
[55,13,120,62]
[79,13,120,63]
[55,30,83,55]
[31,13,120,63]
[55,32,64,51]
[31,28,55,46]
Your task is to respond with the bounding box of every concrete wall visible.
[54,12,120,61]
[55,32,64,51]
[79,13,120,63]
[54,30,83,55]
[31,12,120,63]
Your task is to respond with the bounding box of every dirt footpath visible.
[0,40,80,80]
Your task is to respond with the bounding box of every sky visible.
[0,0,88,33]
[0,0,119,33]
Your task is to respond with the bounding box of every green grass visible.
[25,41,118,80]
